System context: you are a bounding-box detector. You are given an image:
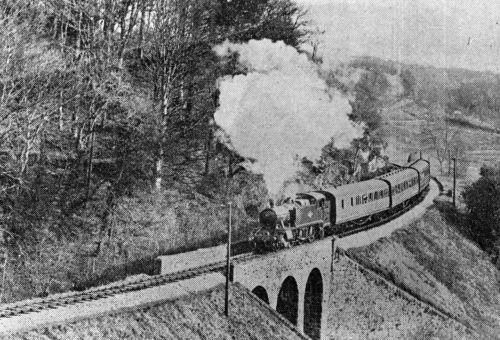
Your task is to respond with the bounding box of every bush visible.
[462,164,500,265]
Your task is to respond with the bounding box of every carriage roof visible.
[408,159,430,172]
[378,168,418,183]
[319,179,388,198]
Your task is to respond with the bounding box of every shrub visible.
[462,164,500,264]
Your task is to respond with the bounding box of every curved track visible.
[0,180,438,321]
[336,186,430,238]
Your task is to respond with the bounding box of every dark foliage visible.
[462,165,500,266]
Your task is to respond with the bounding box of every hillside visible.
[1,283,306,340]
[327,255,472,339]
[346,205,500,339]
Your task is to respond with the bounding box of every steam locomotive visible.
[252,158,431,252]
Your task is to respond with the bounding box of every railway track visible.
[0,253,255,319]
[0,181,436,321]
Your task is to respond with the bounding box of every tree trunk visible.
[85,125,95,200]
[204,127,211,175]
[155,156,163,190]
[155,88,169,191]
[138,2,146,59]
[0,250,8,303]
[58,90,64,131]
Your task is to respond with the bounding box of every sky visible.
[297,0,500,72]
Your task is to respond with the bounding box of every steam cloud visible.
[213,39,363,196]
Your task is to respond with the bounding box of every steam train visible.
[252,158,431,252]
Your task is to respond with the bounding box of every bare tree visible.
[420,103,464,175]
[139,0,211,190]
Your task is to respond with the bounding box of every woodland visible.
[0,0,498,303]
[0,0,313,302]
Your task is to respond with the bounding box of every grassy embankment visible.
[340,197,500,338]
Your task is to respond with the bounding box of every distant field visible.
[381,100,500,191]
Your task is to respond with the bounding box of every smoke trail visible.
[213,39,363,196]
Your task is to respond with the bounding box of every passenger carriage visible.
[319,179,390,231]
[408,159,431,191]
[378,168,419,208]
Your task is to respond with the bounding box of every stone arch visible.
[304,268,323,340]
[251,286,269,304]
[276,276,299,325]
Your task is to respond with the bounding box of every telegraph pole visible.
[225,202,232,317]
[452,158,457,207]
[448,150,451,175]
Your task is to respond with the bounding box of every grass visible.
[347,207,500,338]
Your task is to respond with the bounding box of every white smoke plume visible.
[213,39,363,196]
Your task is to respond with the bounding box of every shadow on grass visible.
[433,200,478,248]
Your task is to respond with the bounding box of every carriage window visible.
[369,193,373,201]
[362,194,368,204]
[342,200,344,209]
[356,196,361,205]
[351,197,354,206]
[374,191,379,200]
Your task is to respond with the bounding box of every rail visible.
[0,253,253,319]
[0,180,440,322]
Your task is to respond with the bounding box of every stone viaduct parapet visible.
[159,238,338,339]
[233,238,335,340]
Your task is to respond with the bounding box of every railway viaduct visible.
[232,238,336,340]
